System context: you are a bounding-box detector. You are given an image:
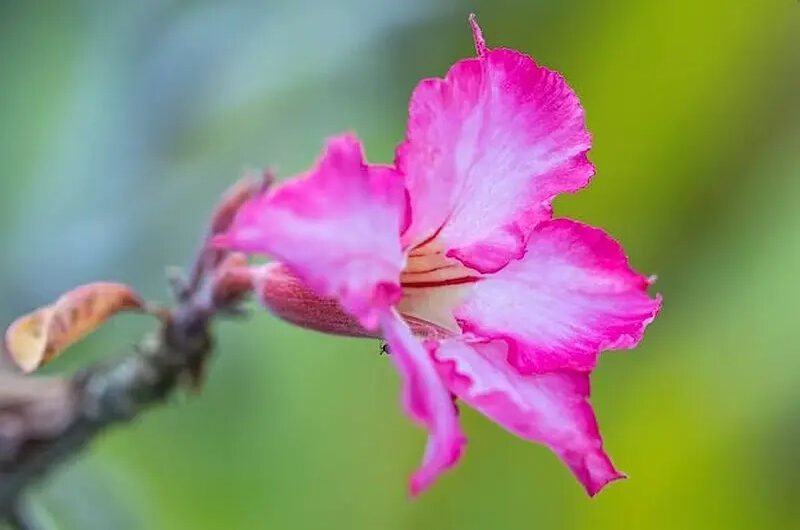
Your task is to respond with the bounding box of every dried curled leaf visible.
[4,283,143,373]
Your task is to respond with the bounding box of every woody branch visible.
[0,177,261,527]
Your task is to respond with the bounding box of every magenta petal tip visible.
[586,469,627,497]
[468,14,487,57]
[409,475,424,498]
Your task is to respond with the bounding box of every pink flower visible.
[213,15,661,497]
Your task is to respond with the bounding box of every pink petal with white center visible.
[214,134,407,330]
[455,219,661,374]
[396,16,594,273]
[434,339,624,496]
[381,309,466,495]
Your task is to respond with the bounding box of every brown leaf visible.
[3,282,143,373]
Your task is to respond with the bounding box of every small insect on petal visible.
[4,282,143,373]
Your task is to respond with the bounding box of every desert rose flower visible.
[213,15,661,496]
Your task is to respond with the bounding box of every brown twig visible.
[0,178,261,528]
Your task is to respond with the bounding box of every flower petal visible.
[434,339,624,496]
[455,219,661,374]
[380,309,466,495]
[397,17,594,273]
[215,134,407,330]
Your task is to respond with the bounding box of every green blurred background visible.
[1,0,798,528]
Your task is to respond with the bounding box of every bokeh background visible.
[1,0,799,528]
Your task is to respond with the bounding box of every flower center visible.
[396,242,480,336]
